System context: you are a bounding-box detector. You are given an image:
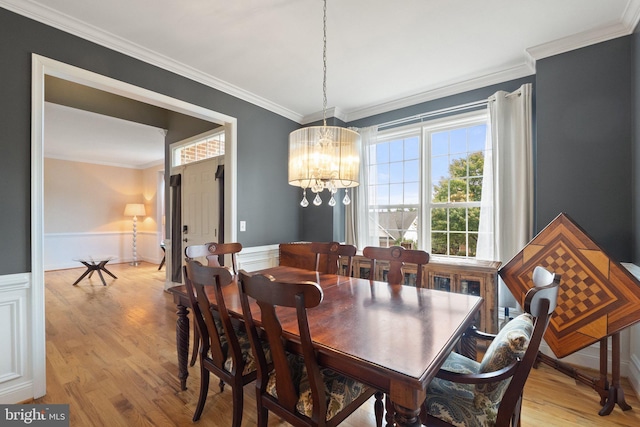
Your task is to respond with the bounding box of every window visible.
[368,110,488,258]
[172,130,225,167]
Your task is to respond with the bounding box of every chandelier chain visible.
[322,0,327,127]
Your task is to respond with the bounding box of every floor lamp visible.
[124,203,146,266]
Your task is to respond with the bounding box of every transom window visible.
[368,110,488,258]
[172,130,225,167]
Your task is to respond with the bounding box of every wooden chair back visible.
[310,241,357,276]
[184,260,255,425]
[494,267,560,426]
[185,242,242,273]
[184,261,236,372]
[238,270,328,422]
[238,270,379,426]
[362,245,429,286]
[422,265,560,427]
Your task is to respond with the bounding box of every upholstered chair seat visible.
[424,314,534,427]
[265,353,372,421]
[421,265,559,427]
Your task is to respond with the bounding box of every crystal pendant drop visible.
[300,189,309,207]
[343,189,351,205]
[313,193,323,206]
[328,194,336,206]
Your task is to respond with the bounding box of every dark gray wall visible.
[536,36,633,261]
[2,6,637,273]
[348,37,636,263]
[0,7,301,274]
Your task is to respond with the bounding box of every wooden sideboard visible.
[279,242,500,333]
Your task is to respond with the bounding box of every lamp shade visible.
[124,203,146,217]
[288,125,361,189]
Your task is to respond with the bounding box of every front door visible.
[181,156,221,259]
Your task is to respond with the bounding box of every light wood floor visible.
[34,262,640,426]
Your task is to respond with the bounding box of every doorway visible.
[31,54,238,398]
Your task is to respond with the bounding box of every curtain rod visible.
[376,99,488,131]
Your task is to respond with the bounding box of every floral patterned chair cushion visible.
[222,326,271,376]
[206,308,270,376]
[424,313,534,427]
[265,353,370,421]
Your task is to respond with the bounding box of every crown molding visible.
[343,63,534,123]
[44,154,161,170]
[527,22,630,61]
[3,0,639,126]
[623,0,640,30]
[0,0,304,123]
[301,107,349,125]
[527,0,640,61]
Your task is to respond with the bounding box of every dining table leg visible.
[390,383,425,427]
[176,303,190,390]
[393,404,422,427]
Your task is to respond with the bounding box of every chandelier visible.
[288,0,361,207]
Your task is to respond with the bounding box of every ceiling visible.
[44,102,166,169]
[5,0,640,166]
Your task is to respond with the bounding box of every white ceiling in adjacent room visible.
[44,102,165,169]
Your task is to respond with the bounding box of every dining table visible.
[168,265,483,427]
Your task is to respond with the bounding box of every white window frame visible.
[171,128,225,167]
[372,109,488,257]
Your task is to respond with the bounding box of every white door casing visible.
[29,54,237,400]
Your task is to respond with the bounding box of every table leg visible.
[72,259,116,286]
[176,303,190,390]
[392,403,422,427]
[599,332,632,416]
[96,269,107,286]
[99,261,118,279]
[389,383,424,427]
[72,264,92,286]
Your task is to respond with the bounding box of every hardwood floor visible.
[34,262,640,426]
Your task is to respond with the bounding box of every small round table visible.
[72,256,118,286]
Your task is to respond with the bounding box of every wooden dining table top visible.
[170,265,484,397]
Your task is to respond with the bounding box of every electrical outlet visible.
[240,221,246,232]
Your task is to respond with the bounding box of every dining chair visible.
[310,241,357,276]
[362,245,430,287]
[185,242,243,366]
[362,245,429,423]
[185,242,242,273]
[421,266,561,427]
[237,270,383,427]
[183,260,263,426]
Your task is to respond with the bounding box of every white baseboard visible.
[629,353,640,399]
[0,381,34,404]
[44,231,164,270]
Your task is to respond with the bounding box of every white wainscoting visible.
[622,263,640,398]
[237,244,280,272]
[629,336,640,398]
[162,243,280,291]
[44,231,164,271]
[0,273,32,403]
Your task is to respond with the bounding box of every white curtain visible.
[346,126,378,249]
[476,83,534,309]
